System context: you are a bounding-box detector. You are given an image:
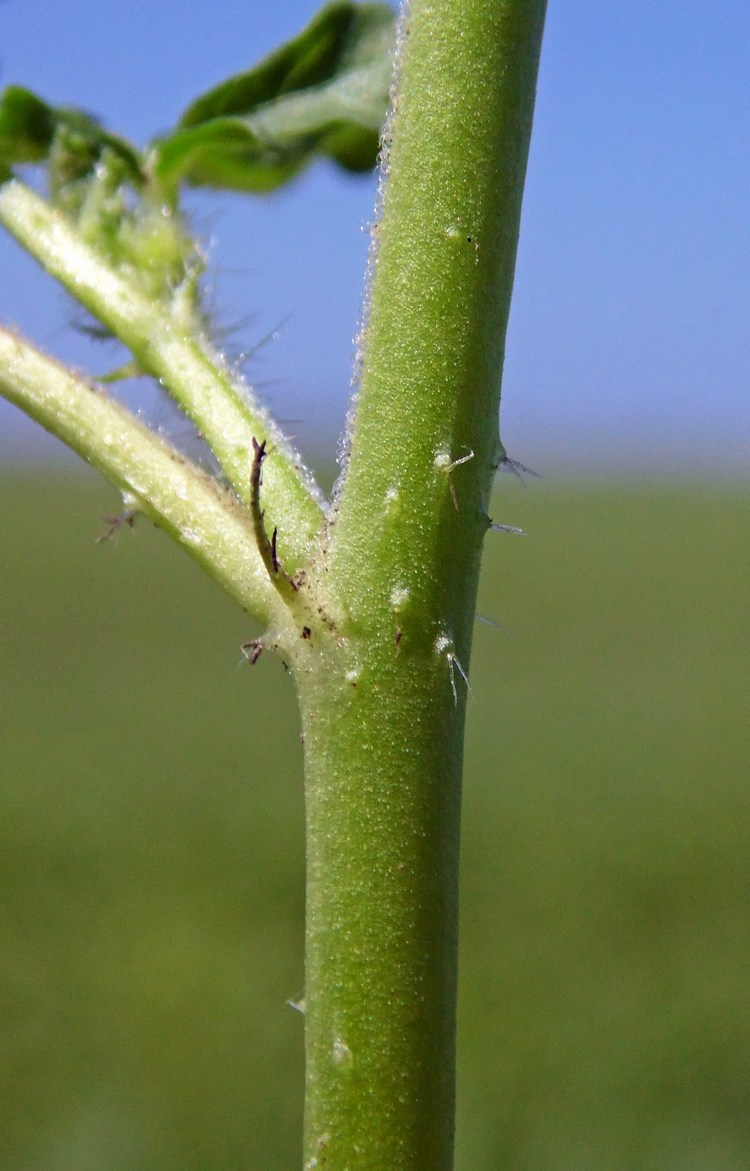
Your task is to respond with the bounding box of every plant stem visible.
[0,2,547,1161]
[0,179,325,568]
[297,643,464,1171]
[0,327,289,627]
[299,0,547,1167]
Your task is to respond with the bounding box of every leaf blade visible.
[153,2,395,192]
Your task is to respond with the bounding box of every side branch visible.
[0,178,326,567]
[0,326,290,629]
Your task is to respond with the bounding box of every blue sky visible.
[0,1,747,474]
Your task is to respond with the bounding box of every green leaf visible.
[152,1,395,193]
[0,85,142,185]
[0,86,55,165]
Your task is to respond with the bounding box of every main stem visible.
[298,1,547,1168]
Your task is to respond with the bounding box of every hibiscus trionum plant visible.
[0,1,547,1167]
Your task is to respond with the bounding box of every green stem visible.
[298,640,464,1171]
[0,327,290,629]
[0,178,325,570]
[299,1,547,1167]
[0,2,547,1161]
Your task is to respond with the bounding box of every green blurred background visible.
[1,470,748,1170]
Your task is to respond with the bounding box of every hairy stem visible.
[300,1,547,1167]
[0,327,290,628]
[0,178,325,570]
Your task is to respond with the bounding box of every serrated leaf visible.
[152,1,395,193]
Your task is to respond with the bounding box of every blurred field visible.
[1,470,748,1170]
